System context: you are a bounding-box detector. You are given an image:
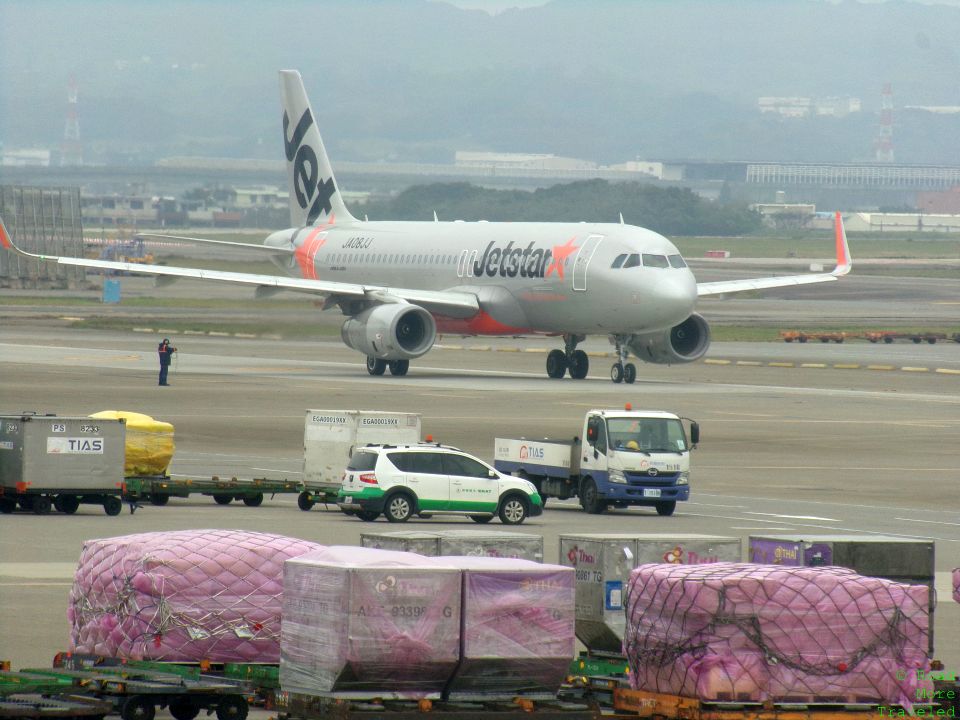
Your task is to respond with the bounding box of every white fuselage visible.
[267,219,698,336]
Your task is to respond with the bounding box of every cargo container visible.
[299,409,421,510]
[0,413,125,515]
[559,533,742,652]
[361,529,544,562]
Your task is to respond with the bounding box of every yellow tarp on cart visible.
[90,410,175,476]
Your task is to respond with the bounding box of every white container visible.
[302,410,421,492]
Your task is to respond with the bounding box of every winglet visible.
[831,211,852,277]
[0,215,12,251]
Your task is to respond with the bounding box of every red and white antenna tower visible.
[875,82,894,163]
[61,75,83,166]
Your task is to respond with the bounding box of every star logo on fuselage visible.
[545,237,579,279]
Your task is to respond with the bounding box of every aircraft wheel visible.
[366,356,387,375]
[568,350,589,379]
[388,359,409,376]
[610,362,624,384]
[546,350,567,379]
[623,363,637,384]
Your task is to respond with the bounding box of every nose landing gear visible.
[610,335,637,384]
[545,335,589,379]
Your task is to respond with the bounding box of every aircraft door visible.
[572,234,604,291]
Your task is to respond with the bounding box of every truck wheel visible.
[149,493,169,506]
[498,496,528,525]
[580,480,606,514]
[213,494,233,505]
[215,695,248,720]
[655,501,677,517]
[470,515,494,524]
[57,495,81,514]
[32,496,53,515]
[242,493,264,507]
[169,697,200,720]
[356,510,380,521]
[120,696,155,720]
[103,496,123,516]
[297,491,314,511]
[385,493,413,523]
[0,498,16,514]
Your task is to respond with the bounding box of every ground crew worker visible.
[158,338,176,386]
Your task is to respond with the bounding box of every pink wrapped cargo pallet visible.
[953,568,960,604]
[68,530,323,662]
[624,563,931,706]
[280,546,461,697]
[444,556,575,698]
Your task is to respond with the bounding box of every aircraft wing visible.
[136,233,296,255]
[0,218,479,318]
[696,211,852,297]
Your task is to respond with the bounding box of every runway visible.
[2,322,959,686]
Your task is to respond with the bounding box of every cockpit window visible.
[669,254,687,268]
[611,253,627,269]
[642,253,669,268]
[623,253,641,269]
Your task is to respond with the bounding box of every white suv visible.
[337,443,543,525]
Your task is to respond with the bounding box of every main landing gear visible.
[545,335,589,379]
[610,335,637,384]
[366,356,409,376]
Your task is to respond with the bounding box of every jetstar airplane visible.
[0,70,851,384]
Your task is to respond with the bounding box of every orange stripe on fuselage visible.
[0,221,11,250]
[435,311,530,336]
[294,227,327,280]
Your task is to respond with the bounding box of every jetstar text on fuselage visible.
[472,240,576,279]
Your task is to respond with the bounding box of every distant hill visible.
[2,0,959,165]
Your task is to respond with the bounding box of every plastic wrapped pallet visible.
[68,530,322,662]
[623,562,931,706]
[954,568,960,604]
[90,410,174,476]
[443,556,574,698]
[361,529,544,562]
[280,546,461,697]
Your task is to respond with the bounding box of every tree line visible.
[359,180,763,237]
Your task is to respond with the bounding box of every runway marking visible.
[735,360,762,366]
[63,354,142,361]
[686,502,747,509]
[496,347,520,353]
[744,511,840,522]
[252,467,301,474]
[695,492,960,516]
[241,366,313,372]
[902,366,930,372]
[0,562,76,579]
[768,362,794,368]
[704,359,731,365]
[894,517,960,527]
[730,527,796,531]
[867,364,896,371]
[681,511,954,542]
[833,363,861,369]
[801,363,827,368]
[937,368,960,375]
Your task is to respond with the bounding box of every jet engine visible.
[341,304,437,360]
[627,313,711,365]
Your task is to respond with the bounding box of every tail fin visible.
[279,69,356,227]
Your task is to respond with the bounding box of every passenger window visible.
[611,254,627,269]
[669,254,687,268]
[442,453,491,478]
[623,253,641,268]
[406,452,444,475]
[386,453,412,472]
[642,253,669,268]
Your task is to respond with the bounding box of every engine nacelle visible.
[627,313,711,365]
[341,304,437,360]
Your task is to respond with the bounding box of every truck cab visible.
[578,409,697,516]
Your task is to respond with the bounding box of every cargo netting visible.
[69,530,323,662]
[623,562,930,706]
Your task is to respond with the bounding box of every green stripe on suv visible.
[337,487,385,501]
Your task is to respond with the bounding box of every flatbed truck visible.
[494,408,698,516]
